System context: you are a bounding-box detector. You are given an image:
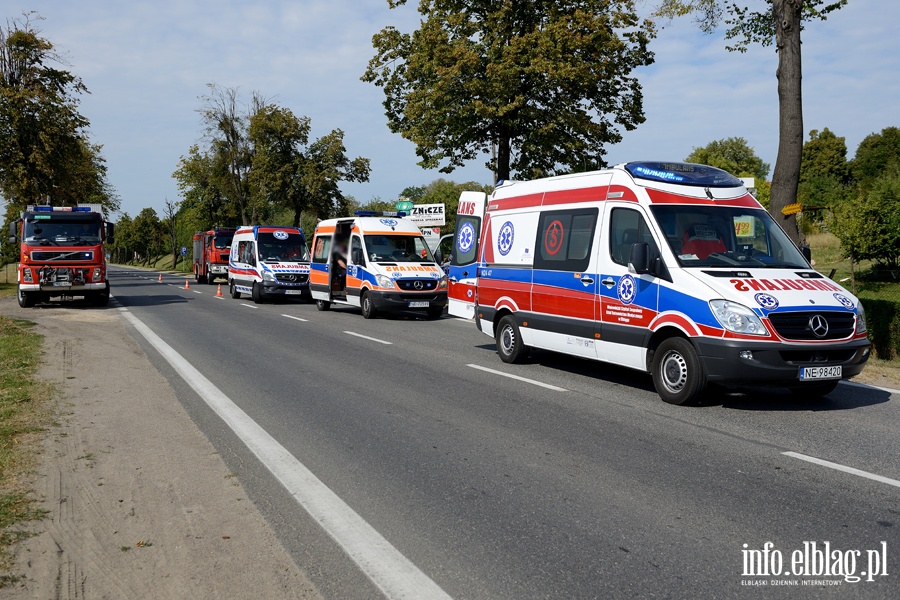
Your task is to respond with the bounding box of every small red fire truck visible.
[192,227,236,284]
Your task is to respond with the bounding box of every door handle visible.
[601,277,615,288]
[580,276,594,284]
[448,276,458,283]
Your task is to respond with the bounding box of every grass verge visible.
[0,315,53,586]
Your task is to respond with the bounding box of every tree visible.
[685,137,769,180]
[654,0,849,247]
[131,208,163,266]
[799,128,849,184]
[850,126,900,190]
[363,0,656,182]
[831,171,900,270]
[0,13,118,221]
[162,198,179,268]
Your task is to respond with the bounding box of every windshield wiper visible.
[29,237,58,246]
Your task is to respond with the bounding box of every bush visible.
[859,295,900,360]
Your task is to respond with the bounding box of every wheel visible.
[207,266,216,285]
[91,283,110,307]
[360,291,377,319]
[194,269,201,284]
[496,315,528,363]
[790,380,839,399]
[251,282,263,304]
[316,299,331,311]
[651,337,706,405]
[426,305,443,319]
[17,287,34,308]
[230,280,241,299]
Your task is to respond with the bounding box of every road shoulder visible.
[1,297,321,599]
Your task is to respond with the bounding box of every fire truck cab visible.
[9,205,114,307]
[449,162,870,405]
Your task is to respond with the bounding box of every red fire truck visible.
[192,227,235,284]
[8,205,114,307]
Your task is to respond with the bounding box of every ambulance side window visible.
[238,241,255,265]
[312,237,331,263]
[609,208,658,266]
[350,236,364,265]
[534,208,598,272]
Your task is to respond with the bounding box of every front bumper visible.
[693,336,871,384]
[209,264,229,275]
[19,282,107,292]
[261,281,310,297]
[366,289,447,312]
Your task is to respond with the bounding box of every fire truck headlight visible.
[23,269,33,283]
[856,303,867,334]
[709,300,768,336]
[376,275,395,289]
[92,268,103,282]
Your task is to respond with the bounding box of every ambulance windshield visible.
[364,234,435,263]
[649,205,809,269]
[256,232,309,262]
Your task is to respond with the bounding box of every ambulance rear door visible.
[449,191,487,319]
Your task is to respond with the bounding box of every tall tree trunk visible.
[769,0,805,247]
[496,134,511,182]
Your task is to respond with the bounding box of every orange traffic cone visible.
[216,284,223,297]
[158,273,162,282]
[184,278,190,290]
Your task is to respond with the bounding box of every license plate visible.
[409,301,429,308]
[284,290,302,295]
[52,282,71,287]
[799,366,842,380]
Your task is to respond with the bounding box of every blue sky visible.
[11,1,900,219]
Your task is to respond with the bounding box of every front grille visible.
[31,250,94,262]
[396,278,437,291]
[275,273,309,285]
[768,311,855,340]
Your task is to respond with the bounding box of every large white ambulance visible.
[449,161,870,405]
[228,225,310,303]
[309,213,447,319]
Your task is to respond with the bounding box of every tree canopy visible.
[362,0,656,182]
[0,14,118,222]
[850,126,900,189]
[684,137,769,181]
[653,1,849,247]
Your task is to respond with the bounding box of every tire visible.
[651,337,706,405]
[790,380,839,399]
[426,305,443,319]
[251,282,263,304]
[17,287,34,308]
[207,266,216,285]
[316,299,330,311]
[496,315,528,363]
[360,291,377,319]
[229,280,241,299]
[91,283,110,307]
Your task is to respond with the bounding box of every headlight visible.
[709,300,768,336]
[856,302,867,334]
[23,268,33,283]
[376,274,395,289]
[438,276,447,290]
[263,271,276,282]
[92,268,103,282]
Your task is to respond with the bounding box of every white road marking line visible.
[193,290,202,294]
[344,331,393,345]
[282,314,308,322]
[466,364,567,392]
[783,452,900,489]
[241,303,258,309]
[213,295,225,299]
[840,379,900,396]
[116,308,451,600]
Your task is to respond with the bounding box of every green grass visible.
[0,316,52,583]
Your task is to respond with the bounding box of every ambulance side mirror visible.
[628,242,651,275]
[434,251,443,264]
[801,245,812,263]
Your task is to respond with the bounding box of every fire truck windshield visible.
[213,235,233,249]
[24,217,101,245]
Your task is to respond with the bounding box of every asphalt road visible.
[110,266,899,599]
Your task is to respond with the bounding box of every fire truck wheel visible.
[17,287,35,308]
[251,282,263,304]
[207,271,217,285]
[316,299,330,311]
[496,315,528,363]
[229,280,241,299]
[651,337,706,405]
[360,291,377,319]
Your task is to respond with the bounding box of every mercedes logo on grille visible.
[413,280,424,290]
[283,274,296,282]
[809,314,829,338]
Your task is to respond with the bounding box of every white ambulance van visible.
[228,225,310,303]
[309,213,447,319]
[449,161,870,405]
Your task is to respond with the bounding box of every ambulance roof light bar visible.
[354,210,408,218]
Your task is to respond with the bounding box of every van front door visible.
[597,204,661,370]
[448,191,487,319]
